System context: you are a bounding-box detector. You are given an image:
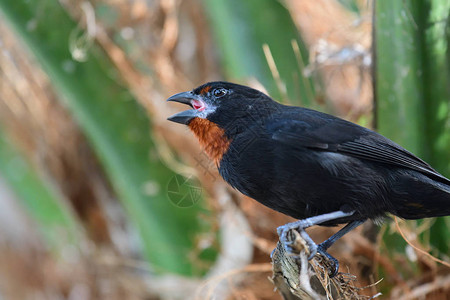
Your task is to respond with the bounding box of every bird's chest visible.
[188,118,231,166]
[218,134,277,200]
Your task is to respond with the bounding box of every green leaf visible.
[375,1,426,155]
[375,0,450,259]
[202,0,314,105]
[337,0,361,14]
[0,128,80,250]
[0,0,215,275]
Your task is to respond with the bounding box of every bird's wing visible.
[269,114,450,184]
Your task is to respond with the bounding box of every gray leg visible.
[276,210,356,277]
[277,210,355,256]
[277,210,355,237]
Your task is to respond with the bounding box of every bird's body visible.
[167,81,450,274]
[218,104,450,224]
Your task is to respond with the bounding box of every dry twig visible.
[271,229,378,299]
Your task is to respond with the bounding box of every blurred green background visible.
[0,0,448,299]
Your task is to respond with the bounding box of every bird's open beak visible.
[166,91,200,125]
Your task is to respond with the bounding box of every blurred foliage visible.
[0,0,215,276]
[375,0,450,288]
[338,0,361,14]
[202,0,314,105]
[0,0,448,298]
[0,128,81,251]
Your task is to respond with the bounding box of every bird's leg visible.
[316,220,365,277]
[277,210,355,255]
[318,219,365,251]
[276,210,355,276]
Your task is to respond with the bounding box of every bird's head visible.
[167,81,278,164]
[167,81,277,134]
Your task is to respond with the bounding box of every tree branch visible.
[271,230,370,299]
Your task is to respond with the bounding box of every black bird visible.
[167,81,450,276]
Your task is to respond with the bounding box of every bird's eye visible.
[213,88,228,98]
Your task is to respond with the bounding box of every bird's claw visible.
[300,230,317,259]
[316,244,339,277]
[276,223,291,237]
[277,223,297,246]
[277,222,318,258]
[277,222,340,278]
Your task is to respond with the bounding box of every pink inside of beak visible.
[192,99,206,111]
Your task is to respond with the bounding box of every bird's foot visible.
[316,243,339,277]
[277,221,340,278]
[277,220,317,258]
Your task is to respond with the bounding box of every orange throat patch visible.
[188,118,231,166]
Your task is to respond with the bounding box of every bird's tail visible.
[423,182,450,218]
[394,177,450,220]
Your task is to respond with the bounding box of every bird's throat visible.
[188,118,231,166]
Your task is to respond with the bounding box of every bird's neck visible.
[188,118,231,166]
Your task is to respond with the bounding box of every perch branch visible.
[271,229,374,299]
